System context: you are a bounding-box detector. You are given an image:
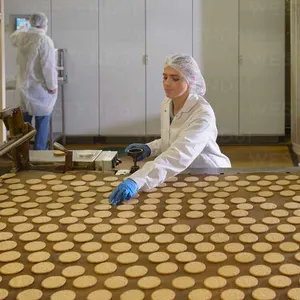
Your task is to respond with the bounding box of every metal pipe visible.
[0,129,36,157]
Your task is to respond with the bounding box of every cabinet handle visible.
[143,54,148,65]
[239,55,243,65]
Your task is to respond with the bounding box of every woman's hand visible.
[109,178,138,206]
[125,144,151,161]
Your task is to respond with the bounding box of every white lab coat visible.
[10,27,58,116]
[130,93,231,191]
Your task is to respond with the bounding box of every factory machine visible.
[0,106,125,174]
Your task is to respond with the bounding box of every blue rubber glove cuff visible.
[109,178,138,206]
[125,143,151,161]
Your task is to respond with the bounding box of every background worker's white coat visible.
[130,93,231,190]
[10,27,58,116]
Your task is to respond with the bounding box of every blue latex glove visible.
[125,143,151,161]
[109,178,138,206]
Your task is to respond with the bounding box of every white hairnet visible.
[30,12,48,28]
[164,54,206,96]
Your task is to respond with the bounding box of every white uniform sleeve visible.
[39,37,58,91]
[129,114,213,190]
[146,139,162,157]
[9,26,28,47]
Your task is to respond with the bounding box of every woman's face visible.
[163,66,189,98]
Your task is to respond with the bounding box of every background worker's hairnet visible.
[164,54,206,96]
[30,12,48,28]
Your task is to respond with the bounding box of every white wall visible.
[4,0,286,137]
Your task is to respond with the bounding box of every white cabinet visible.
[239,0,285,135]
[5,89,17,108]
[52,0,99,135]
[193,0,285,136]
[146,0,193,135]
[193,0,239,135]
[99,0,146,136]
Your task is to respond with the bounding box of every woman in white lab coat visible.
[109,54,231,206]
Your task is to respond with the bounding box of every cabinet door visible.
[99,0,146,136]
[52,0,99,135]
[146,0,193,135]
[193,0,239,135]
[239,0,285,135]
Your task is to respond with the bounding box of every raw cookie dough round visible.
[149,252,170,263]
[53,241,74,252]
[58,252,81,263]
[175,252,196,263]
[218,265,240,278]
[268,275,291,288]
[172,276,195,290]
[210,233,230,243]
[204,276,227,289]
[288,288,300,300]
[184,233,204,244]
[1,262,24,275]
[103,276,128,290]
[277,224,296,233]
[249,265,271,277]
[155,233,174,244]
[94,262,117,275]
[235,252,256,263]
[24,241,46,252]
[263,252,285,264]
[27,251,50,263]
[252,242,272,253]
[279,242,299,252]
[221,289,245,300]
[9,275,34,288]
[239,233,258,243]
[0,251,21,263]
[196,224,215,234]
[184,261,206,274]
[120,290,145,300]
[151,289,175,300]
[87,252,109,264]
[73,275,97,289]
[73,233,94,243]
[146,224,165,234]
[87,290,112,300]
[156,262,178,275]
[206,252,227,263]
[235,275,258,288]
[139,243,160,253]
[194,242,215,253]
[224,243,244,254]
[265,233,285,243]
[279,264,300,276]
[167,243,187,253]
[102,233,122,243]
[130,233,151,244]
[31,262,55,274]
[50,290,76,300]
[61,266,85,278]
[125,265,148,278]
[117,252,139,264]
[171,224,190,234]
[110,242,131,253]
[16,289,43,300]
[250,224,269,233]
[138,276,161,290]
[188,289,212,300]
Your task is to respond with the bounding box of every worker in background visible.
[10,12,58,150]
[109,54,231,206]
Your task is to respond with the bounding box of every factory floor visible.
[66,144,296,169]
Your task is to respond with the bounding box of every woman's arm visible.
[130,114,213,190]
